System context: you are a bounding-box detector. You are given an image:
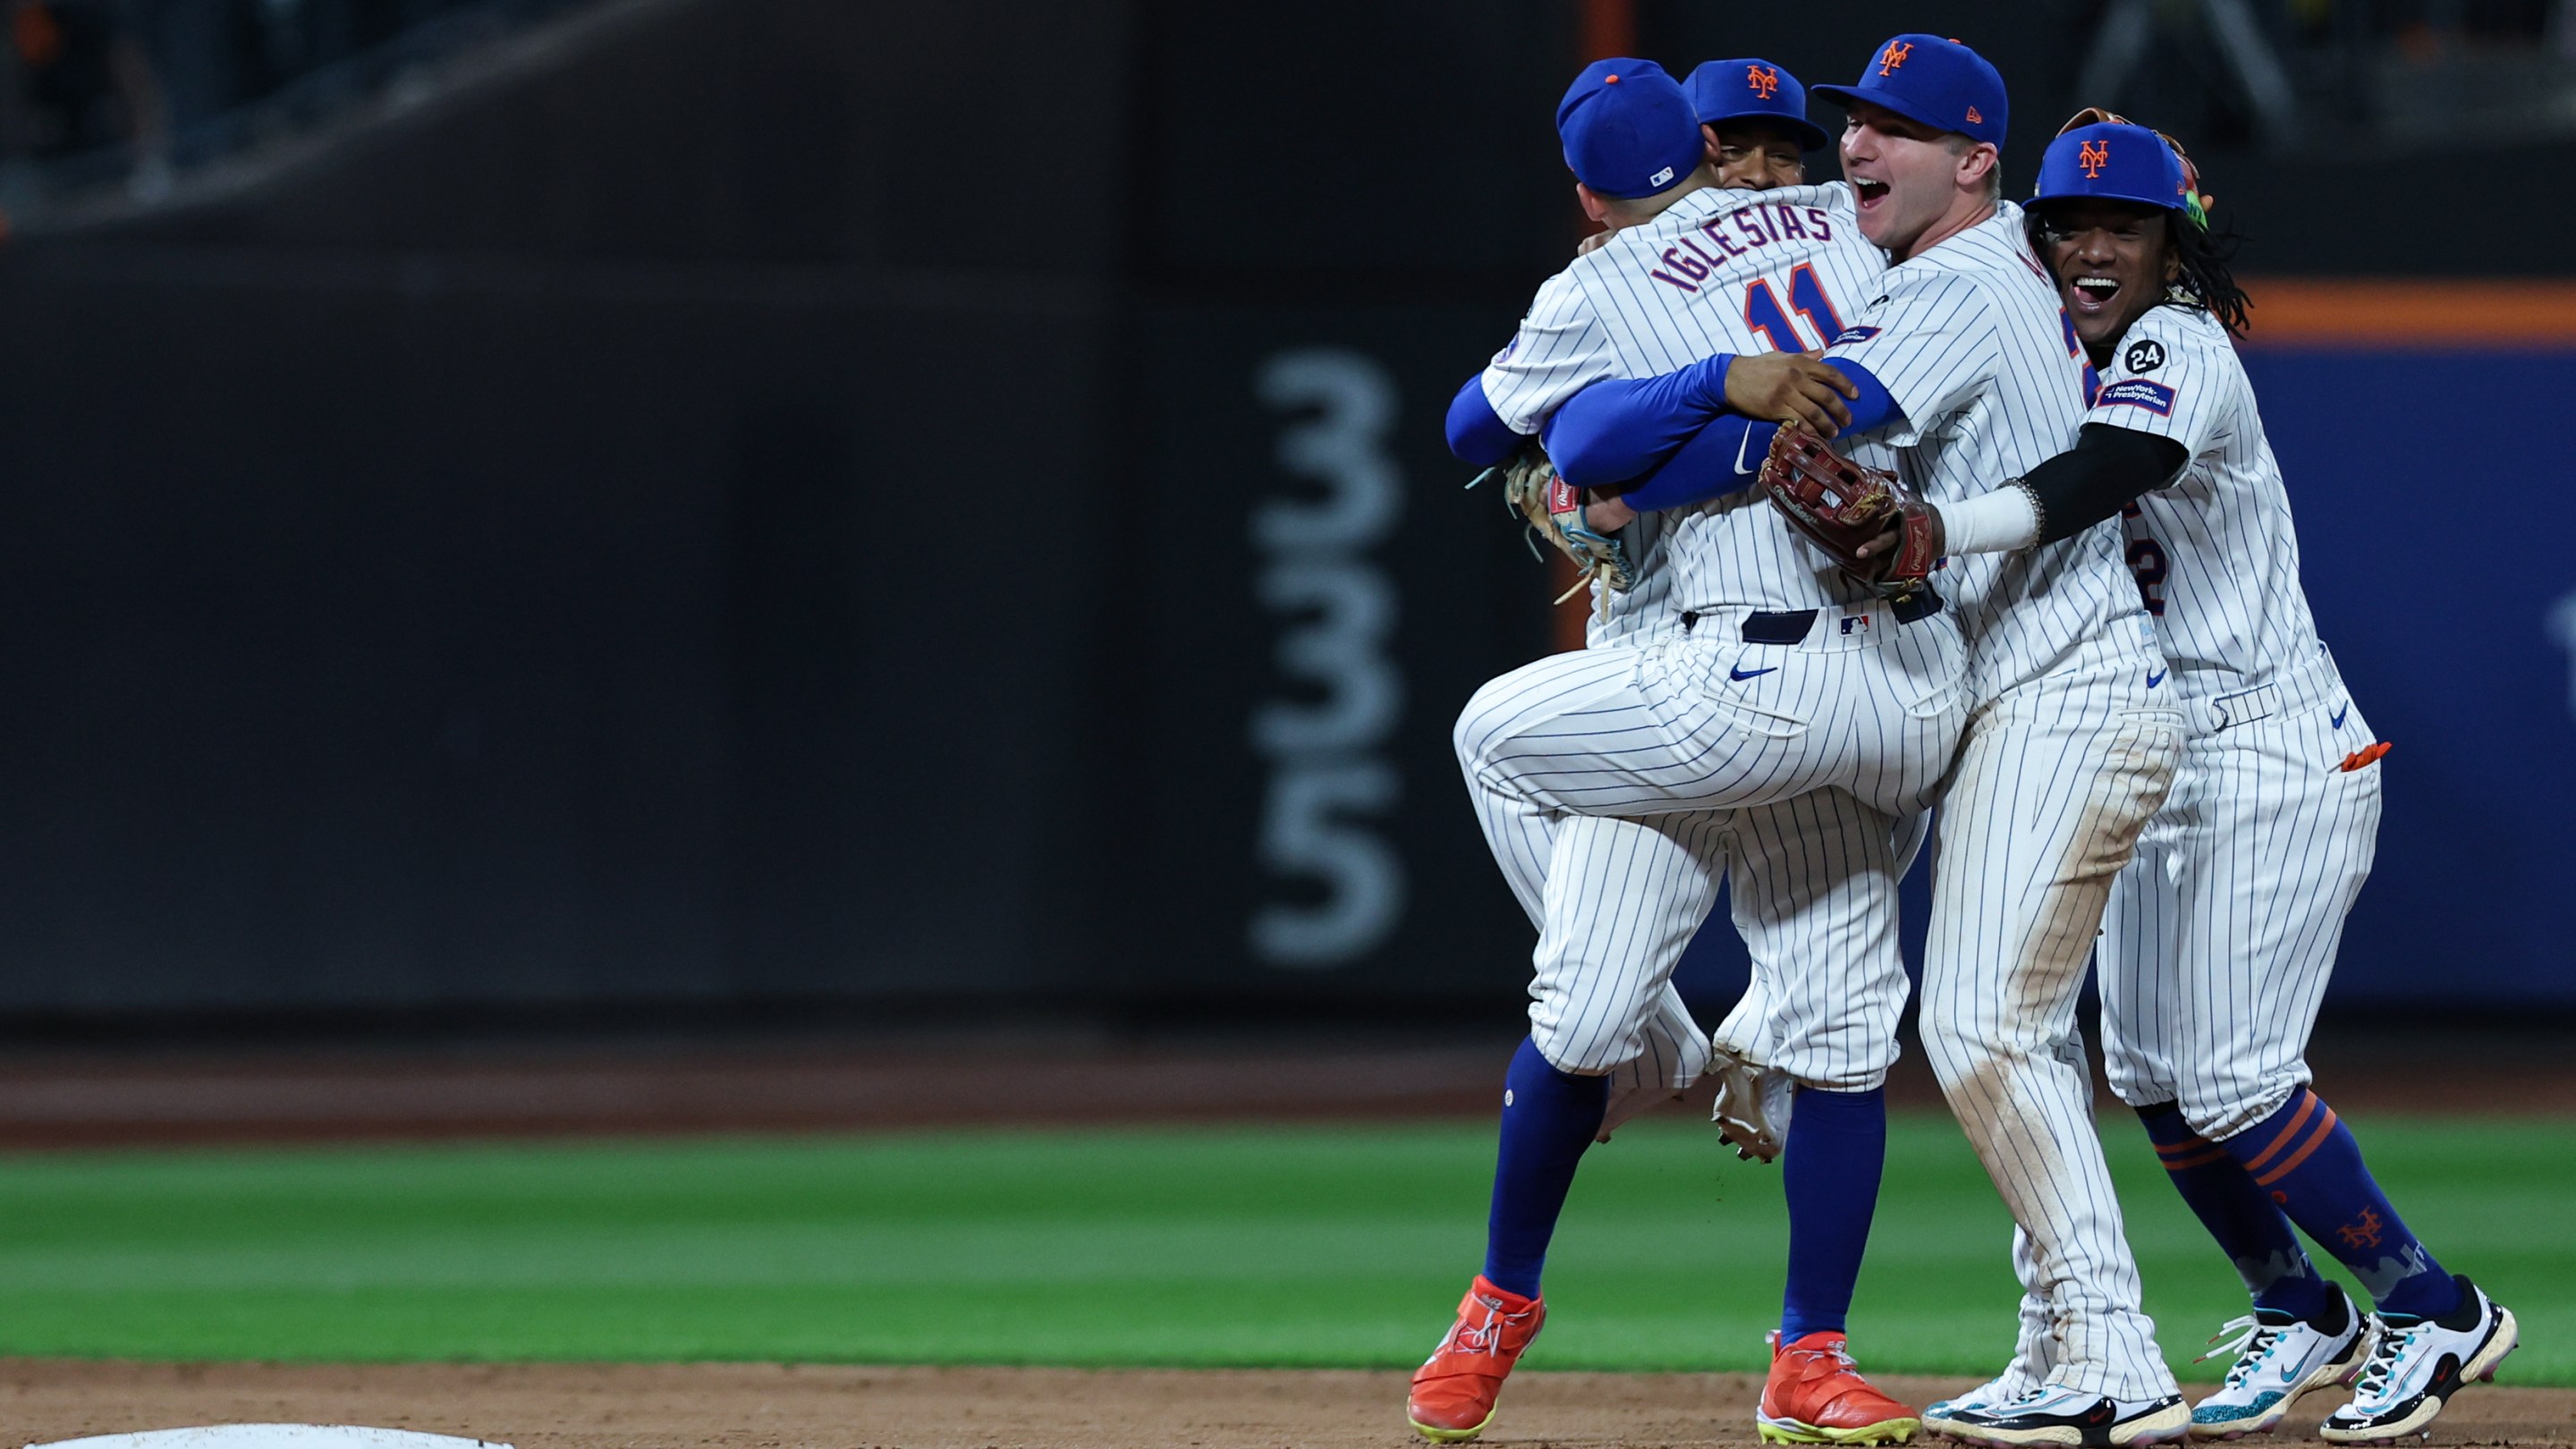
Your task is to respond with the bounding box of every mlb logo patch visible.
[1649,165,1676,187]
[2097,378,2177,416]
[1840,614,1871,635]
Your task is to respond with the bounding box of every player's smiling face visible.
[1708,120,1805,191]
[2038,198,2174,353]
[1838,101,1964,256]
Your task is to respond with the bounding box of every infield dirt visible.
[7,1361,2576,1449]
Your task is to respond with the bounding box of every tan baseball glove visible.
[1499,443,1634,617]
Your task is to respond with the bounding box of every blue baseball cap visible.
[1556,59,1705,199]
[2033,123,2189,212]
[1812,35,2007,148]
[1685,58,1829,152]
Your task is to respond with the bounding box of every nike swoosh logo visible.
[1734,427,1759,476]
[2147,669,2166,689]
[1730,665,1777,682]
[2332,705,2350,729]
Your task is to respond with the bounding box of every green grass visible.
[0,1114,2564,1383]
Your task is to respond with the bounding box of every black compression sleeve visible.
[2023,423,2190,545]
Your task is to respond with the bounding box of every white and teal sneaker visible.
[2319,1275,2517,1444]
[2187,1285,2373,1440]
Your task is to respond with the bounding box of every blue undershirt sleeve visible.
[1445,374,1522,467]
[1538,353,1734,487]
[1614,414,1777,513]
[1820,359,1900,436]
[1608,361,1907,515]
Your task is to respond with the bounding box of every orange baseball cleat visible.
[1405,1275,1546,1443]
[1758,1329,1922,1444]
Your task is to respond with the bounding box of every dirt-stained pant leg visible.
[1919,657,2182,1402]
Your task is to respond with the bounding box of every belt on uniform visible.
[2185,642,2343,734]
[1684,589,1943,644]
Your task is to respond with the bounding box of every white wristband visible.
[1937,484,2042,555]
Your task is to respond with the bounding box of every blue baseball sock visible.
[1779,1083,1885,1342]
[2219,1089,2458,1320]
[1480,1037,1608,1299]
[2135,1101,2331,1318]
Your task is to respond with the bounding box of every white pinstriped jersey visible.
[1479,182,1891,618]
[2089,304,2322,702]
[1826,203,2144,702]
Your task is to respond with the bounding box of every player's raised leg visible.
[1452,646,1638,928]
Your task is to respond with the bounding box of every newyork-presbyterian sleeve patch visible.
[2095,377,2177,416]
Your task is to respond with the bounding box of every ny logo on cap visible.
[1878,41,1913,75]
[1746,64,1779,98]
[2079,140,2109,177]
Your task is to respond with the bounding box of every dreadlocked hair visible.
[2165,212,2250,337]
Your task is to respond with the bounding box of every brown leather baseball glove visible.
[1757,428,1940,596]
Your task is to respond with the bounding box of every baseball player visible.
[1870,118,2519,1445]
[1443,55,1868,1156]
[1411,57,1957,1447]
[1541,36,2197,1445]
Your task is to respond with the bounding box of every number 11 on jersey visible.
[1742,263,1847,352]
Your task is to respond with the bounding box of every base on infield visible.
[28,1427,511,1449]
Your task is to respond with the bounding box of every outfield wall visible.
[0,272,2561,1018]
[0,0,2567,1023]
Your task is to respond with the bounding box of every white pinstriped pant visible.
[2099,664,2383,1140]
[1918,620,2184,1401]
[1698,794,1932,1091]
[1455,601,1963,1085]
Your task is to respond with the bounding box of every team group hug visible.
[1413,30,2517,1449]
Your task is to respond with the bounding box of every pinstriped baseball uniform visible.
[1828,202,2184,1402]
[1458,182,1967,1094]
[1483,184,1894,623]
[2089,304,2385,1142]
